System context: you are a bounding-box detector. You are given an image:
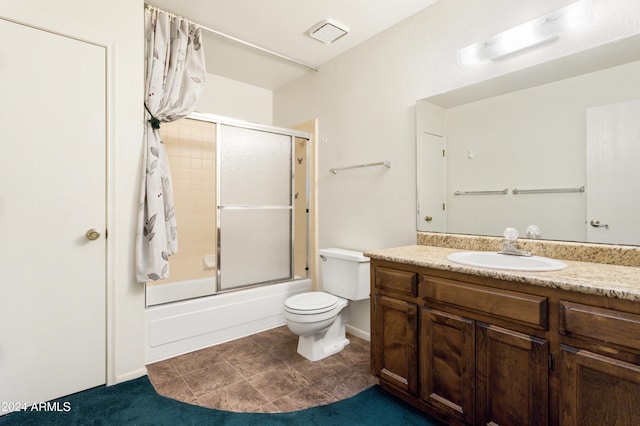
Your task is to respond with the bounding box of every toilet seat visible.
[284,292,339,315]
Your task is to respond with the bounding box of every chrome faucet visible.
[498,227,532,257]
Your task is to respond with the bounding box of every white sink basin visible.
[447,251,567,271]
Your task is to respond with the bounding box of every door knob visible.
[424,216,433,222]
[589,219,609,229]
[85,228,101,240]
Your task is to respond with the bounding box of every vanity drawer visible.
[559,300,640,351]
[423,276,548,329]
[374,266,418,297]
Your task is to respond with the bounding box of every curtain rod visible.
[145,4,318,72]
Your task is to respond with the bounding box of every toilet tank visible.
[319,248,370,301]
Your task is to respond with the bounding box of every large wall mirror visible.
[416,34,640,246]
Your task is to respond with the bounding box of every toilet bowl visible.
[283,292,350,361]
[283,248,370,361]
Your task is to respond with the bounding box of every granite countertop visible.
[364,245,640,302]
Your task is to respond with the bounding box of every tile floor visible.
[146,326,379,413]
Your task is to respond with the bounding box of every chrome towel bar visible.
[454,189,509,195]
[329,160,391,174]
[513,186,585,194]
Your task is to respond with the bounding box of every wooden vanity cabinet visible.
[474,322,549,426]
[372,295,418,394]
[559,345,640,426]
[370,259,640,426]
[419,277,549,426]
[420,307,475,424]
[420,309,549,425]
[558,300,640,425]
[371,266,419,395]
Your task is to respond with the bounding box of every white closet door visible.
[0,19,106,408]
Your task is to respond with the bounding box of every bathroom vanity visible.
[366,243,640,426]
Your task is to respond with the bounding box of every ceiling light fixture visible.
[458,0,595,67]
[307,19,349,44]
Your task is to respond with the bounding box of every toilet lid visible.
[284,292,339,313]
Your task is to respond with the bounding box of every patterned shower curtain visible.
[136,6,206,282]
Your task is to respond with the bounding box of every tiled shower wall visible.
[151,119,217,286]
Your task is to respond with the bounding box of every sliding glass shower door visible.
[217,124,294,291]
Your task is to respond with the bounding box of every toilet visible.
[283,248,370,361]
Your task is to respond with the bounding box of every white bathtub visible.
[144,278,311,363]
[145,277,217,307]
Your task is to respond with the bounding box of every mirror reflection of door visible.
[586,100,640,245]
[417,131,447,232]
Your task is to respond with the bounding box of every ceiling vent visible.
[307,19,349,44]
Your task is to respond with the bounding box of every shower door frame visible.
[189,112,310,294]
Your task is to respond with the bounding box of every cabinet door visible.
[372,295,418,395]
[421,308,475,424]
[560,345,640,426]
[476,323,549,426]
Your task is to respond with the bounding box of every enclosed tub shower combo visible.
[145,113,313,362]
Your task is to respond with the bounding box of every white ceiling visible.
[147,0,441,89]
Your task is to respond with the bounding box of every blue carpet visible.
[0,376,440,425]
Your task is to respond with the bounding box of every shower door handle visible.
[85,228,101,241]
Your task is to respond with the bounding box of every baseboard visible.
[109,368,148,386]
[346,324,370,342]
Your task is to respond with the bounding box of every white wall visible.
[196,73,273,124]
[273,0,640,335]
[2,0,145,384]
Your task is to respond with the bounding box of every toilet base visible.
[297,335,350,362]
[296,307,350,361]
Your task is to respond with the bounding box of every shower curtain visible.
[136,6,206,282]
